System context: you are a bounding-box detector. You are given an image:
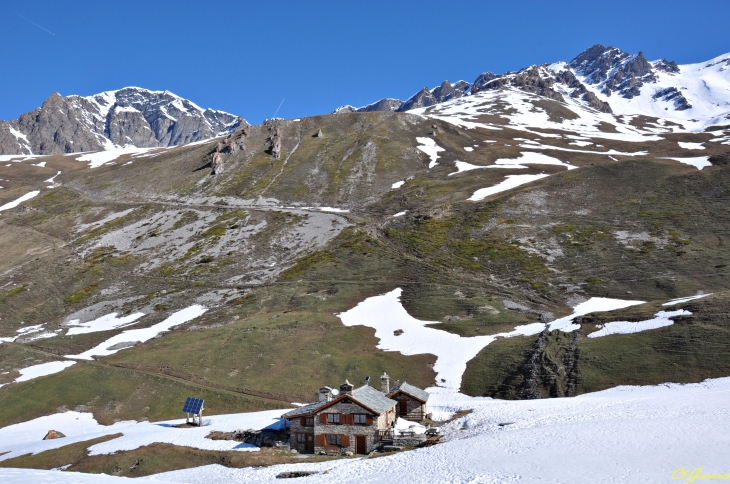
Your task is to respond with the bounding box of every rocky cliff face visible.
[570,44,658,98]
[0,87,246,155]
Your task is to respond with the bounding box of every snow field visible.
[0,361,76,389]
[336,289,656,390]
[14,361,77,383]
[547,297,646,332]
[415,137,445,168]
[65,312,146,336]
[0,409,288,462]
[0,468,173,484]
[661,156,712,170]
[663,293,712,306]
[66,305,207,360]
[152,377,730,484]
[678,141,705,150]
[467,174,549,201]
[76,147,159,169]
[0,190,40,212]
[588,309,691,338]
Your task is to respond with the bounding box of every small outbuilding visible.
[387,382,429,421]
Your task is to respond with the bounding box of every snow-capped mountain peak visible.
[335,44,730,132]
[0,87,247,155]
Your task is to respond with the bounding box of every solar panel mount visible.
[183,397,204,414]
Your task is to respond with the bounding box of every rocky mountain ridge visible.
[0,87,246,155]
[335,44,730,126]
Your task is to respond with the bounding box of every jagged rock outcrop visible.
[398,87,439,112]
[333,105,357,114]
[335,81,470,114]
[0,87,246,155]
[430,80,470,103]
[211,152,224,174]
[270,128,282,159]
[570,44,659,98]
[555,69,613,113]
[516,330,581,399]
[652,87,692,110]
[357,98,404,112]
[470,72,499,93]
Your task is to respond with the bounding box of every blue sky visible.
[1,0,728,124]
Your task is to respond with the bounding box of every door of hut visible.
[399,398,408,417]
[355,435,367,455]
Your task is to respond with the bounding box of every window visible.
[327,413,340,424]
[297,433,306,443]
[353,414,367,424]
[326,434,342,446]
[304,417,314,427]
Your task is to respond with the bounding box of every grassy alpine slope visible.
[0,92,729,448]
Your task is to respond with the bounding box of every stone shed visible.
[387,381,429,421]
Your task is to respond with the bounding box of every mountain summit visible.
[336,44,730,126]
[0,87,246,155]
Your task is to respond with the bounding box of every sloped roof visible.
[282,400,328,419]
[388,382,430,403]
[282,384,396,418]
[350,384,397,414]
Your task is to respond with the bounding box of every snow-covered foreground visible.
[0,468,177,484]
[2,378,728,483]
[147,377,730,484]
[0,409,287,462]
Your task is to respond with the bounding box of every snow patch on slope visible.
[416,137,445,168]
[468,174,549,201]
[66,305,206,360]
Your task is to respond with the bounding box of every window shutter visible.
[344,414,352,425]
[341,435,350,447]
[300,417,306,426]
[366,415,373,425]
[320,414,328,424]
[316,434,325,446]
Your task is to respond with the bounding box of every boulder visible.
[43,430,66,440]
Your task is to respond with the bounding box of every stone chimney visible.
[318,386,333,402]
[340,380,354,395]
[380,372,390,394]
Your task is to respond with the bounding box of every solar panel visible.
[183,397,204,414]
